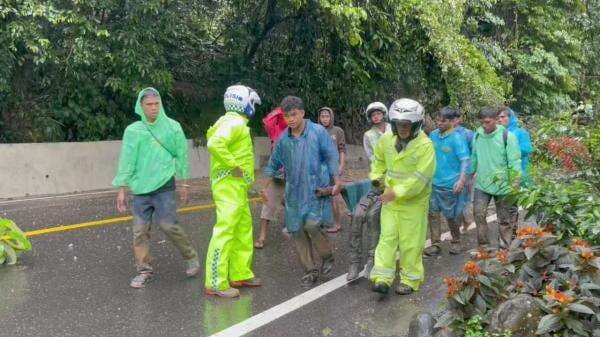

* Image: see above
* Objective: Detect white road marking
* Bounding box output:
[0,190,117,205]
[209,213,499,337]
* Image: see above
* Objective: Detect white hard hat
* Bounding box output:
[224,85,262,118]
[388,98,424,123]
[365,102,388,120]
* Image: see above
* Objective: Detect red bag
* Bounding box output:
[262,107,287,148]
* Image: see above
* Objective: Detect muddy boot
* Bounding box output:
[347,263,361,282]
[185,257,201,277]
[395,282,414,295]
[321,254,334,276]
[424,244,441,257]
[301,270,318,288]
[372,281,389,295]
[449,241,462,255]
[364,256,375,278]
[130,272,153,289]
[230,278,263,288]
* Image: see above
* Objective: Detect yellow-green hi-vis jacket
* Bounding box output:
[206,111,255,185]
[369,130,435,208]
[369,131,435,290]
[204,111,256,291]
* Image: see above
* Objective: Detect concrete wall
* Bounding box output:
[0,138,366,199]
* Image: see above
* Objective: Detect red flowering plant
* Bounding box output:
[435,255,509,332]
[518,114,600,246]
[437,232,600,335]
[532,111,593,174]
[545,137,591,172]
[568,239,600,275]
[438,113,600,334]
[529,238,600,336]
[534,279,598,335]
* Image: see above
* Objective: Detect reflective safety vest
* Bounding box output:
[369,131,435,209]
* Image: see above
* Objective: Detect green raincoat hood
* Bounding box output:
[112,87,190,194]
[134,87,179,155]
[135,87,166,124]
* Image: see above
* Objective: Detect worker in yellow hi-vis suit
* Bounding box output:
[369,98,435,296]
[204,85,262,299]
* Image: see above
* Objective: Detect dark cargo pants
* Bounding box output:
[349,191,382,265]
[473,188,518,248]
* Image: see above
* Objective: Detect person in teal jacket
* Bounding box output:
[498,107,533,186]
[113,87,199,289]
[204,85,263,298]
[424,107,470,257]
[470,107,521,249]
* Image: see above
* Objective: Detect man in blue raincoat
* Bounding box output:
[264,95,341,288]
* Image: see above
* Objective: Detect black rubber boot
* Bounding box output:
[424,244,441,257]
[346,263,361,282]
[372,281,389,295]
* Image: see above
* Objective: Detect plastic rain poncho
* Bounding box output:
[363,123,392,162]
[264,120,339,233]
[469,125,522,196]
[112,88,189,195]
[506,108,533,186]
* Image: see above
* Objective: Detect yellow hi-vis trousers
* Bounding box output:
[369,202,428,290]
[205,176,254,290]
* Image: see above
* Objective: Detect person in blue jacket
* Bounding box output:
[453,110,475,231]
[498,107,533,186]
[264,95,341,288]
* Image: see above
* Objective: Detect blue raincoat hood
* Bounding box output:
[506,108,520,131]
[505,108,533,186]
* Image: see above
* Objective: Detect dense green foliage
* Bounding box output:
[0,0,597,142]
[521,110,600,244]
[438,111,600,335]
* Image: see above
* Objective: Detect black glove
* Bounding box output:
[371,179,384,195]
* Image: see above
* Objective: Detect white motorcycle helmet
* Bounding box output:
[223,85,262,118]
[364,102,388,122]
[388,98,425,139]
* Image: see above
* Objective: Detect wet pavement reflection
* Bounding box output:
[0,189,494,337]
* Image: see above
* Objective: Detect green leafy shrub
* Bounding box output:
[464,316,512,337]
[520,111,600,245]
[519,179,600,245]
[0,218,32,265]
[438,227,599,336]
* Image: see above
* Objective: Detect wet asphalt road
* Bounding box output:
[0,186,497,337]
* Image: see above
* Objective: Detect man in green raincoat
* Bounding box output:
[204,85,262,298]
[113,87,199,289]
[369,98,435,296]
